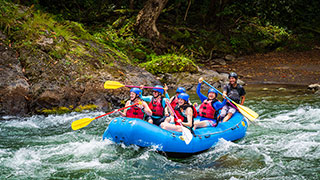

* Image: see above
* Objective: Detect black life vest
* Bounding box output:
[174,104,197,126]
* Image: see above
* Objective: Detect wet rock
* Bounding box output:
[308,83,320,91]
[308,83,320,94]
[212,58,226,65]
[224,55,236,61]
[0,39,30,116]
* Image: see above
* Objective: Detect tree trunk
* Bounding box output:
[135,0,168,41]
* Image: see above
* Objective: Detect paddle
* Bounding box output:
[71,102,141,130]
[104,81,164,90]
[165,101,193,145]
[202,80,259,122]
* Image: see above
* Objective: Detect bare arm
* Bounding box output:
[240,96,245,105]
[142,101,152,116]
[120,101,131,117]
[181,107,193,128]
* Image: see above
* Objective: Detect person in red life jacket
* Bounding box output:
[117,88,152,119]
[140,85,170,126]
[169,87,186,108]
[160,93,195,132]
[193,77,226,129]
[220,72,246,122]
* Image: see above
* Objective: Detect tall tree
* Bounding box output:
[135,0,168,41]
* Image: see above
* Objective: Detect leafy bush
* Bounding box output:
[140,54,198,74]
[230,17,291,53]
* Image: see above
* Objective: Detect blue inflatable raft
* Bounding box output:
[103,112,248,157]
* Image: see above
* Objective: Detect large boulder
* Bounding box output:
[0,33,30,115]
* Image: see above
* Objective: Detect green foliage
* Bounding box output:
[230,17,291,53]
[140,54,198,75]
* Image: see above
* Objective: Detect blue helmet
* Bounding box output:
[130,88,142,98]
[208,88,218,97]
[176,87,186,93]
[178,93,189,102]
[153,85,164,94]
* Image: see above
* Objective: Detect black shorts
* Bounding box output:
[146,116,166,126]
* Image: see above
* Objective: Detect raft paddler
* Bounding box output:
[193,77,226,129]
[169,87,186,108]
[140,84,170,126]
[117,88,152,119]
[160,93,196,132]
[220,72,246,122]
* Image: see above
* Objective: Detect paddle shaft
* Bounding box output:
[166,101,183,126]
[125,85,163,89]
[202,80,258,121]
[94,102,140,120]
[202,80,235,103]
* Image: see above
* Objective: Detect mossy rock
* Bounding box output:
[40,104,98,114]
[140,54,198,75]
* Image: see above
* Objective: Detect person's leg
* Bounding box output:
[146,116,153,124]
[222,113,233,122]
[161,122,182,132]
[153,116,166,126]
[219,105,228,119]
[193,121,207,129]
[222,106,236,122]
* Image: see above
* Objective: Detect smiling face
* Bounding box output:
[130,92,137,101]
[208,92,216,100]
[178,98,186,106]
[229,77,237,85]
[153,91,160,98]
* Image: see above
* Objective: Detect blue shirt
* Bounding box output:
[196,83,226,120]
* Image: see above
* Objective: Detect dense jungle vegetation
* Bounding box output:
[1,0,320,75]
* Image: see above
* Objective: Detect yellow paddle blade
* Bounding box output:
[104,81,125,89]
[235,103,259,122]
[71,118,95,130]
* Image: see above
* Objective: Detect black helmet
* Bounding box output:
[228,72,238,79]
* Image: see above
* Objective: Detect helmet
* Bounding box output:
[228,72,238,79]
[178,93,189,102]
[208,88,218,97]
[130,88,142,97]
[153,85,164,94]
[176,87,186,93]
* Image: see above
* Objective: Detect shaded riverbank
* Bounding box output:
[215,49,320,85]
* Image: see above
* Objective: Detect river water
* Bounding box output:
[0,84,319,180]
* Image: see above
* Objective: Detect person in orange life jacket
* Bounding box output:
[160,93,194,132]
[169,87,186,108]
[193,77,226,129]
[140,84,170,126]
[220,72,246,122]
[117,88,152,119]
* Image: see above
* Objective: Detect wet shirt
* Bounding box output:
[223,84,246,104]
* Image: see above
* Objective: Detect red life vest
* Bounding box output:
[148,97,165,116]
[126,102,144,120]
[199,99,218,119]
[174,104,197,126]
[170,96,179,109]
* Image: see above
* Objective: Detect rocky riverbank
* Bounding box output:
[1,30,236,116]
